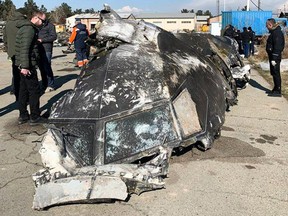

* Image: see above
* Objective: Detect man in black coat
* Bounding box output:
[223,24,235,38]
[37,13,57,92]
[266,18,285,96]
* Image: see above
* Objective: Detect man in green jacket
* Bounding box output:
[15,10,46,125]
[3,10,27,101]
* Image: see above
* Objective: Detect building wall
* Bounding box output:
[136,18,195,31]
[80,18,99,31]
[67,14,208,33]
[209,15,222,24]
[66,15,78,32]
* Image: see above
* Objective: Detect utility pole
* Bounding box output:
[217,0,220,15]
[258,0,261,11]
[247,0,250,11]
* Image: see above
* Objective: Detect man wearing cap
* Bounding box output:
[68,18,89,68]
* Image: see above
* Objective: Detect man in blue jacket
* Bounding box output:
[37,12,57,93]
[68,18,89,68]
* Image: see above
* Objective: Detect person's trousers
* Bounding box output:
[243,43,250,58]
[11,56,20,101]
[250,42,255,55]
[75,47,88,67]
[269,57,281,91]
[19,69,41,120]
[39,52,55,89]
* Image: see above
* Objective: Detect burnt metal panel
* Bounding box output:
[51,122,96,166]
[104,104,178,163]
[173,88,202,137]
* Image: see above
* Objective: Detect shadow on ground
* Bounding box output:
[171,136,265,164]
[0,85,11,96]
[52,54,67,59]
[0,74,77,117]
[249,78,270,92]
[53,74,78,89]
[41,89,71,117]
[0,101,18,117]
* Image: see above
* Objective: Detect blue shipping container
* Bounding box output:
[222,11,272,36]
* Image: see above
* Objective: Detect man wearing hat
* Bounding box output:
[68,18,89,68]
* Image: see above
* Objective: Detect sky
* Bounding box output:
[12,0,288,16]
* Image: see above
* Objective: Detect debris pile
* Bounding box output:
[32,5,251,210]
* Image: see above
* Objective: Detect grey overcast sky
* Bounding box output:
[12,0,288,16]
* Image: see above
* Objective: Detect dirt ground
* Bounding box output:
[252,37,288,99]
[249,57,288,99]
[1,47,288,216]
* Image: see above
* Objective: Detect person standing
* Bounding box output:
[223,24,235,38]
[266,18,285,96]
[241,27,252,58]
[15,11,46,125]
[37,13,57,93]
[248,26,255,56]
[3,10,27,101]
[234,29,243,54]
[68,18,89,68]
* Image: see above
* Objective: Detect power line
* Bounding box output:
[250,0,263,11]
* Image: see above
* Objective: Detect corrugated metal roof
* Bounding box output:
[196,15,210,21]
[135,13,195,19]
[74,13,99,19]
[67,12,133,19]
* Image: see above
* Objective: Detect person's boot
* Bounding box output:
[18,115,30,125]
[29,116,48,126]
[268,88,282,97]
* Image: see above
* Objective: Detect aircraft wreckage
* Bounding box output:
[32,6,249,210]
[175,32,251,89]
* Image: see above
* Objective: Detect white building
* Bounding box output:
[66,12,209,33]
[135,13,196,32]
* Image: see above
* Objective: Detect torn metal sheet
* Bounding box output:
[33,140,169,210]
[175,32,251,90]
[33,5,235,210]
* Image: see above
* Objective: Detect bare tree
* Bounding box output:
[23,0,38,17]
[50,3,73,24]
[0,0,16,20]
[50,6,66,24]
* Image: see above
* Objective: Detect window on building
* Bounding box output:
[181,21,192,24]
[167,21,177,24]
[90,24,96,31]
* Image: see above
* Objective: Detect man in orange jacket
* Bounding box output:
[69,18,89,68]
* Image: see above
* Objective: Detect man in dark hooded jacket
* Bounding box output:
[68,18,89,68]
[15,11,46,125]
[3,10,27,101]
[266,18,285,96]
[223,24,235,38]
